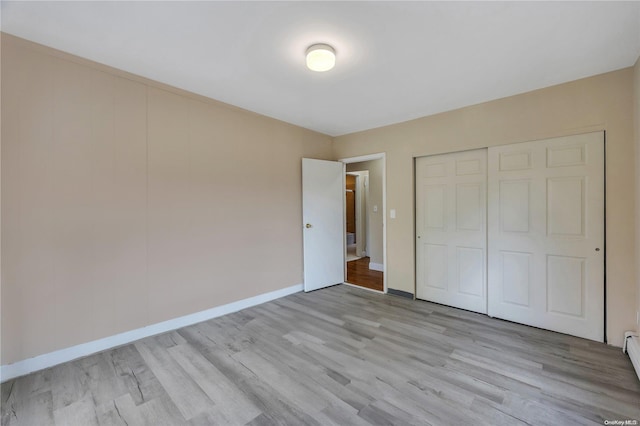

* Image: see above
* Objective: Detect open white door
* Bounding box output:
[302,158,345,292]
[487,132,604,341]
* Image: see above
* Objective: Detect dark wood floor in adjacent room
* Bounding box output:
[346,256,383,291]
[2,285,639,425]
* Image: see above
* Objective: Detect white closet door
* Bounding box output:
[487,132,604,341]
[416,149,487,314]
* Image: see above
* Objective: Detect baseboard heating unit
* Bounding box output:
[623,331,640,381]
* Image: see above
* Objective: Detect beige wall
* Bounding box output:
[347,160,383,266]
[0,34,333,365]
[635,56,640,335]
[334,68,636,347]
[2,32,638,367]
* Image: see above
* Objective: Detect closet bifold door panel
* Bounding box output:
[487,132,605,342]
[416,149,488,314]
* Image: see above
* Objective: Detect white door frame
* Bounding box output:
[339,153,387,294]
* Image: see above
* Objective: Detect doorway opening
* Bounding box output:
[346,171,367,262]
[340,154,386,293]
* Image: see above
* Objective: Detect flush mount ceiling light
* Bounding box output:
[306,44,336,72]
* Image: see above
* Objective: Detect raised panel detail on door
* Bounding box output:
[457,247,483,296]
[500,180,530,233]
[547,144,586,168]
[456,159,482,175]
[488,132,604,341]
[501,251,531,307]
[547,177,585,238]
[424,244,447,290]
[547,255,585,317]
[424,162,447,178]
[416,149,487,314]
[456,183,482,231]
[424,185,446,230]
[499,151,532,171]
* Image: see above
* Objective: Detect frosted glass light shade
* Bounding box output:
[306,44,335,72]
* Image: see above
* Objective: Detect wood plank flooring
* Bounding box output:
[2,285,639,425]
[346,257,384,291]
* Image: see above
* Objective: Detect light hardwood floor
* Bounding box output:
[2,285,639,425]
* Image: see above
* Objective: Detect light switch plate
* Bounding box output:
[390,209,396,219]
[373,205,378,212]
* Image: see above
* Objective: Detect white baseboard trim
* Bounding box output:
[0,283,303,383]
[625,334,640,381]
[369,262,384,272]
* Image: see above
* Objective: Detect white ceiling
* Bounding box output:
[2,1,640,136]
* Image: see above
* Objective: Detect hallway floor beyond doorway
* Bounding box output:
[346,257,383,291]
